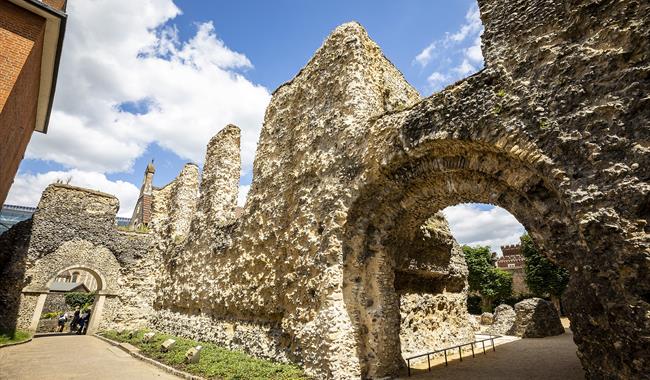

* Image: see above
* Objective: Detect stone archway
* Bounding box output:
[29,265,110,334]
[17,238,122,334]
[343,138,584,378]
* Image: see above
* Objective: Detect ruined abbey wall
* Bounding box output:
[0,184,158,332]
[0,1,646,379]
[147,19,480,379]
[149,126,474,376]
[149,1,649,378]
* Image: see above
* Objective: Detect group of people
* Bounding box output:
[57,308,92,334]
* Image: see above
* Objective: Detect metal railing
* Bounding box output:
[404,335,500,376]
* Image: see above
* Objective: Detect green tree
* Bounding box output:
[463,245,513,312]
[521,234,569,312]
[64,292,95,311]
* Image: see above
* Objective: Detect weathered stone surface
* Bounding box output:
[513,298,565,338]
[152,309,295,363]
[149,21,458,379]
[480,312,494,325]
[2,0,646,378]
[0,184,156,332]
[468,315,481,332]
[489,304,516,336]
[399,291,474,358]
[42,293,68,314]
[146,1,650,377]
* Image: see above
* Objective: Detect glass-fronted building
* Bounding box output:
[0,204,36,235]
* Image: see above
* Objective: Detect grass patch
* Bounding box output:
[0,329,31,346]
[100,329,309,380]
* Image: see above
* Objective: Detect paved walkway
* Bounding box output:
[399,328,585,380]
[0,335,180,380]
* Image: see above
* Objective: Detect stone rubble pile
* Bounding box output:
[513,298,564,338]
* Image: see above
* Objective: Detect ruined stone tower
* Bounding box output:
[129,160,156,229]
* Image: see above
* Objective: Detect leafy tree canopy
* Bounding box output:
[463,245,513,311]
[520,234,569,298]
[64,292,95,310]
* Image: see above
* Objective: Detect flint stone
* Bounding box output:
[514,298,564,338]
[480,312,494,325]
[468,315,481,332]
[489,304,516,335]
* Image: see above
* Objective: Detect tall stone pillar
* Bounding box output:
[169,163,200,238]
[196,125,241,228]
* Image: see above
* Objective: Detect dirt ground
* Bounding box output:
[399,320,584,380]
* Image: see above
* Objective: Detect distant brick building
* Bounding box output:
[496,244,529,295]
[0,0,67,205]
[129,161,156,229]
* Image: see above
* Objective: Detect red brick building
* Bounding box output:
[129,161,155,229]
[0,0,67,205]
[496,243,530,295]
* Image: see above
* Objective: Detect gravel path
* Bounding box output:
[400,328,584,380]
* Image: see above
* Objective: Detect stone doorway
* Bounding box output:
[28,265,109,335]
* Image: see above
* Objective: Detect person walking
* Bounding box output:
[70,308,80,332]
[81,309,92,335]
[76,310,86,335]
[57,312,67,332]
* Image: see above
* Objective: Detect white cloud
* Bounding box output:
[16,0,271,215]
[237,184,250,207]
[449,5,482,42]
[465,36,483,63]
[6,170,140,217]
[453,59,476,76]
[426,71,448,90]
[27,0,270,175]
[414,43,436,67]
[414,3,484,92]
[442,203,526,255]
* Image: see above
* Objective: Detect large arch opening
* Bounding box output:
[32,265,107,335]
[343,140,586,378]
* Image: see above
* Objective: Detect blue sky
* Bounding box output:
[6,0,524,253]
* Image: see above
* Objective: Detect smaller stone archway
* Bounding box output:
[28,265,114,335]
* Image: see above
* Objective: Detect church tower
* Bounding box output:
[128,160,155,229]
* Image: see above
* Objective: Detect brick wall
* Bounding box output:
[142,194,152,225]
[0,1,46,205]
[41,0,66,11]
